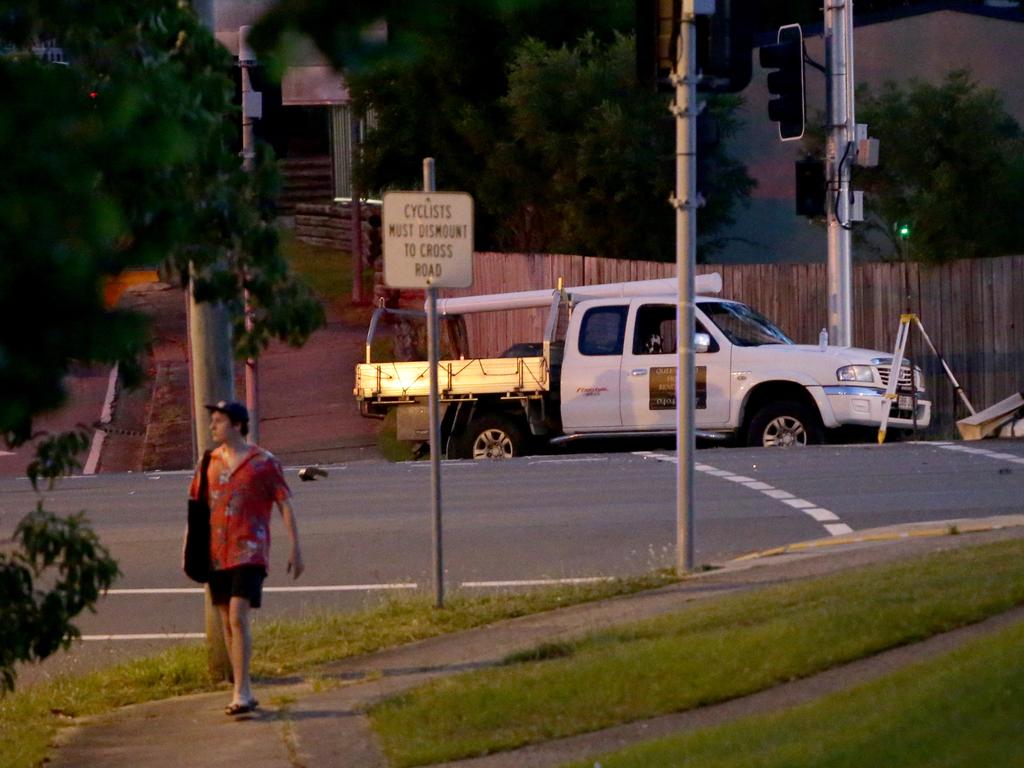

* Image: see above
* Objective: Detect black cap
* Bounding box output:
[205,400,249,424]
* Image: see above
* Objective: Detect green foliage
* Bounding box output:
[25,429,91,491]
[0,507,119,693]
[804,70,1024,262]
[482,33,752,260]
[853,70,1024,262]
[0,0,325,444]
[0,0,323,692]
[254,0,752,261]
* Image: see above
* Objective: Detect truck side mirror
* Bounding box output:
[695,332,712,354]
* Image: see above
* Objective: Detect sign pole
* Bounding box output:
[380,176,472,611]
[423,157,445,609]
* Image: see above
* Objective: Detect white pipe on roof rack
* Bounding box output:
[433,273,722,315]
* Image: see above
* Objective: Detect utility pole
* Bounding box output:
[825,0,856,347]
[351,117,366,304]
[239,25,261,443]
[672,0,709,575]
[192,0,234,682]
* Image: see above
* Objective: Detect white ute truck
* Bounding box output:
[354,274,931,458]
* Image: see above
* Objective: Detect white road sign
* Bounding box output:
[382,191,474,288]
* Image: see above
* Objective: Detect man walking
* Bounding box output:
[189,400,304,715]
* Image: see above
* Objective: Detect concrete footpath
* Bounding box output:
[100,280,380,473]
[47,521,1024,768]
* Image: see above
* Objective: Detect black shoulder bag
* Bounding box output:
[183,450,213,583]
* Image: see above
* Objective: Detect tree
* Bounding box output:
[0,0,324,691]
[480,33,753,259]
[804,70,1021,263]
[853,70,1024,262]
[252,0,753,261]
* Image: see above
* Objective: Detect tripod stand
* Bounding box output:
[876,224,975,443]
[875,311,975,444]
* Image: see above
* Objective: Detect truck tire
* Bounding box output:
[746,401,823,448]
[454,415,526,460]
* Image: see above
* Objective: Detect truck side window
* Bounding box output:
[633,304,718,355]
[579,306,628,356]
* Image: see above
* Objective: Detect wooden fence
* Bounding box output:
[428,252,1024,433]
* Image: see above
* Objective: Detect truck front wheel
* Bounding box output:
[454,415,526,460]
[746,402,823,448]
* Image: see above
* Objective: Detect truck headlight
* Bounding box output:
[914,366,925,392]
[837,365,874,383]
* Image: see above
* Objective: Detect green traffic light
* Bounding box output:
[898,224,910,239]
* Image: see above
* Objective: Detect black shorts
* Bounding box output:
[208,565,267,609]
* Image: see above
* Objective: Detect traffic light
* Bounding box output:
[696,0,754,94]
[795,157,824,217]
[636,0,754,93]
[636,0,679,90]
[759,24,805,141]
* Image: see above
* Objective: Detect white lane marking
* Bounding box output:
[825,523,855,536]
[528,457,608,465]
[936,443,1024,464]
[805,507,840,522]
[461,577,615,588]
[264,584,417,593]
[105,583,418,596]
[632,451,853,537]
[82,633,204,641]
[782,498,816,509]
[83,363,119,476]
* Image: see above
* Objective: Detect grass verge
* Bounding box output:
[574,619,1024,767]
[369,538,1024,767]
[0,573,675,768]
[279,231,371,324]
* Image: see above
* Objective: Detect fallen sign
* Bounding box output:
[957,391,1024,440]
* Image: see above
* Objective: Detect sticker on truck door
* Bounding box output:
[649,366,706,410]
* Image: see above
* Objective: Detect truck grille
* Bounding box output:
[876,365,914,389]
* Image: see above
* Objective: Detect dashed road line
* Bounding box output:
[936,443,1024,464]
[635,451,854,537]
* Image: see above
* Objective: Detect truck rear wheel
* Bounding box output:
[454,415,526,460]
[747,401,823,447]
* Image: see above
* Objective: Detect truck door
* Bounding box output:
[559,303,628,432]
[619,301,731,429]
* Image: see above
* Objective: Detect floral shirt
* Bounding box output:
[189,445,291,572]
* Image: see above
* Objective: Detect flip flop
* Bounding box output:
[224,699,258,716]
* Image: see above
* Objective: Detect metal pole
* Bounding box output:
[240,26,259,443]
[424,157,444,608]
[825,0,855,347]
[351,117,366,304]
[190,1,234,683]
[674,2,698,575]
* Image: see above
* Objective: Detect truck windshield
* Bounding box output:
[700,301,794,347]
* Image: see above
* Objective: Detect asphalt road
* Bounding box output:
[5,438,1024,685]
